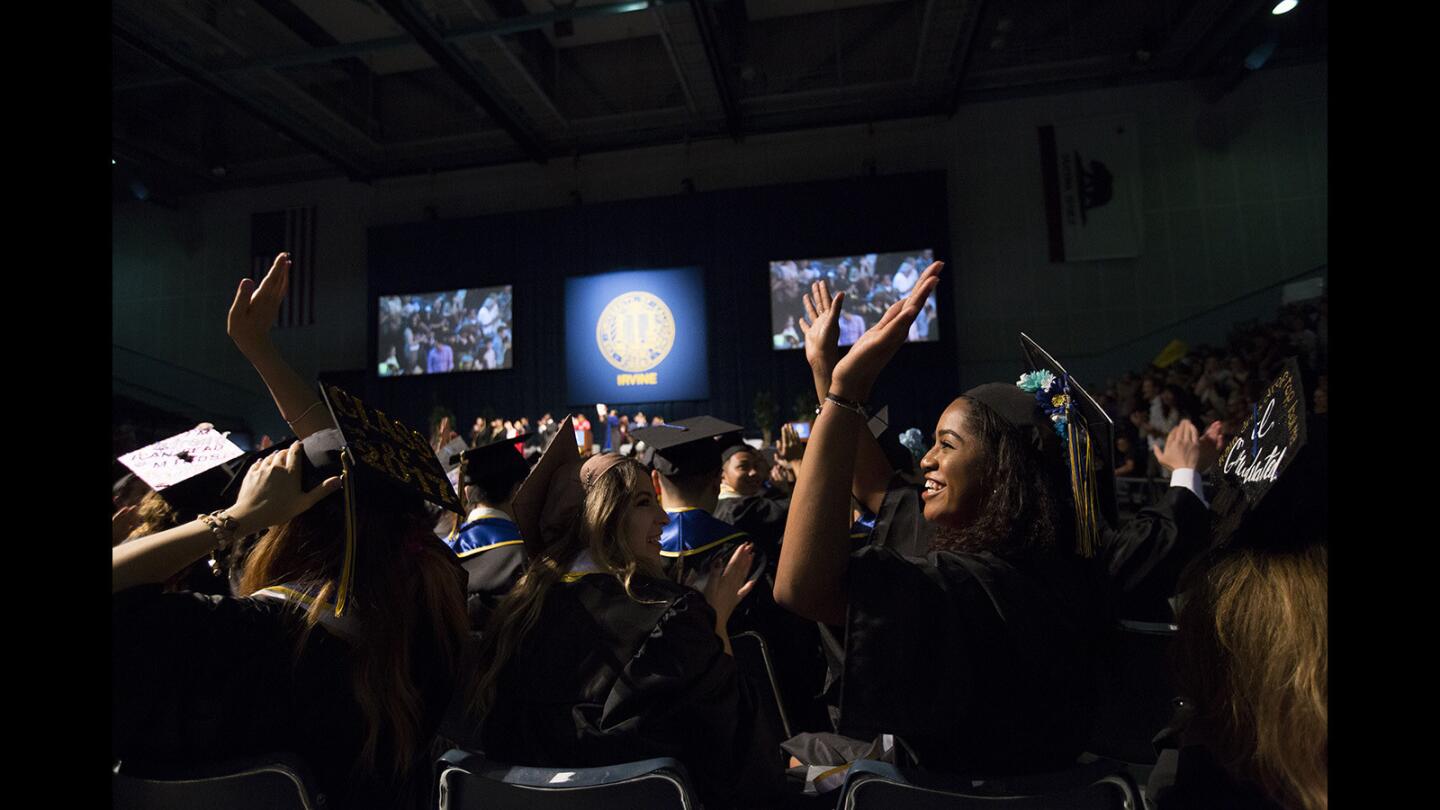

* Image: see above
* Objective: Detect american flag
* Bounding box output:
[251,206,317,327]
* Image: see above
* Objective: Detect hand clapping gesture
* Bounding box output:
[829,262,943,402]
[702,542,757,628]
[1153,419,1225,474]
[799,279,845,378]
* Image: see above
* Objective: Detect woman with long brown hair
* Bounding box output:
[456,427,786,809]
[112,253,470,810]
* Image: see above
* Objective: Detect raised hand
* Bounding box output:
[228,252,290,358]
[1154,419,1224,473]
[702,542,757,625]
[829,261,942,402]
[799,279,845,377]
[228,442,342,536]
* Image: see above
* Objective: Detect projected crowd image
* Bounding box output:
[770,249,938,350]
[377,285,513,376]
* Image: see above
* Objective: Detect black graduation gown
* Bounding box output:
[477,573,786,809]
[1149,744,1288,810]
[1097,486,1210,622]
[112,585,453,810]
[454,544,528,630]
[870,476,1210,623]
[828,545,1099,775]
[713,492,790,567]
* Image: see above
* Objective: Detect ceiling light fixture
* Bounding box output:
[1272,0,1298,15]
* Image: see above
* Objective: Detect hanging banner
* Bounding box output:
[1038,115,1142,262]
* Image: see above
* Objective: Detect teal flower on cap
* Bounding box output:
[1017,370,1057,393]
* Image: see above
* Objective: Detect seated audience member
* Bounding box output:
[1151,374,1326,810]
[778,264,1107,773]
[1113,427,1146,477]
[457,421,785,809]
[448,434,533,628]
[714,441,791,559]
[112,253,470,810]
[631,416,759,593]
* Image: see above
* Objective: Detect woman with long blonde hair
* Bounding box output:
[1159,544,1327,810]
[458,428,785,810]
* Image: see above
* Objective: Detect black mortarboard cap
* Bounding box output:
[460,433,533,498]
[1209,357,1321,552]
[1020,332,1118,530]
[962,333,1116,556]
[117,426,248,517]
[631,416,743,477]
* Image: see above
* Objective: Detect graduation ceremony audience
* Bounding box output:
[454,429,785,809]
[113,251,1326,809]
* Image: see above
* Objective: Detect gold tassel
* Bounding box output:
[1063,381,1099,559]
[335,451,358,616]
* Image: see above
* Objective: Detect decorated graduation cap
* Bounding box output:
[962,333,1116,557]
[117,425,249,517]
[510,417,583,555]
[1209,357,1323,552]
[310,383,463,615]
[631,416,744,477]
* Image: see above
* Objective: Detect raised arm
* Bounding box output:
[798,280,896,514]
[777,263,942,625]
[227,253,333,439]
[112,443,341,594]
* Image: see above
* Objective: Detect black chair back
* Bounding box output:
[1088,620,1180,765]
[838,758,1140,810]
[436,749,697,810]
[113,752,319,810]
[730,629,794,738]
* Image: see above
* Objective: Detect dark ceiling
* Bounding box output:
[112,0,1327,204]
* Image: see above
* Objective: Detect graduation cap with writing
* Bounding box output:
[962,333,1116,557]
[309,384,463,614]
[117,426,249,517]
[631,416,744,477]
[1208,357,1323,553]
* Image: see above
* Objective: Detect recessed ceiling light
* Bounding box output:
[1272,0,1298,15]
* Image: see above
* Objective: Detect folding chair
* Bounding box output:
[835,758,1141,810]
[731,629,794,738]
[436,749,698,810]
[113,751,320,810]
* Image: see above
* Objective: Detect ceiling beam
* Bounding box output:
[112,23,375,181]
[374,0,548,163]
[687,0,741,139]
[944,0,986,116]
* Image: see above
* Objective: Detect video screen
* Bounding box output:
[770,250,938,350]
[377,285,513,376]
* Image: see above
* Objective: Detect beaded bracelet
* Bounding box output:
[197,510,240,550]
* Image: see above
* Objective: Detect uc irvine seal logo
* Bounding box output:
[596,291,676,372]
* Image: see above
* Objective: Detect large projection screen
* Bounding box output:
[769,249,937,350]
[377,285,513,376]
